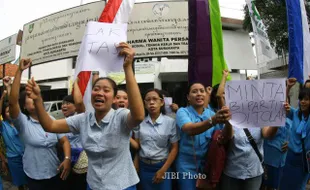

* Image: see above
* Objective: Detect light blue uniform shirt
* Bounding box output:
[175,106,222,173]
[287,107,310,153]
[12,112,65,180]
[136,114,179,160]
[66,108,139,190]
[224,127,264,180]
[264,119,292,168]
[0,121,24,158]
[64,133,82,149]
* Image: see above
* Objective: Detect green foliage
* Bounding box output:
[243,0,310,56]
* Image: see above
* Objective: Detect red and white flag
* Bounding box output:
[74,0,135,112]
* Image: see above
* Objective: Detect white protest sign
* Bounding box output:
[225,79,286,128]
[75,22,127,83]
[164,97,173,115]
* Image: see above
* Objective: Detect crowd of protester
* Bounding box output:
[0,44,308,190]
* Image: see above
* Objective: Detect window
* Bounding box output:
[57,102,62,110]
[50,104,57,112]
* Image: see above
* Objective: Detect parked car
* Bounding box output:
[44,101,65,119]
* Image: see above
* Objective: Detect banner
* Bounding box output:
[127,1,188,58]
[225,79,286,128]
[0,34,17,65]
[246,0,277,68]
[21,1,105,65]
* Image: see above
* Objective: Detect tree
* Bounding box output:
[243,0,310,57]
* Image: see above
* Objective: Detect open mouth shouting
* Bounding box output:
[94,98,105,106]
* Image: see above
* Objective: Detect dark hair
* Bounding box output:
[19,90,30,118]
[1,101,9,121]
[210,84,220,111]
[117,88,127,95]
[187,82,206,95]
[298,88,310,120]
[62,95,75,104]
[304,80,310,88]
[92,77,118,97]
[159,90,170,97]
[143,88,166,115]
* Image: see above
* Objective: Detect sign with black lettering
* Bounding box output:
[225,79,286,128]
[21,1,106,65]
[127,1,188,58]
[75,22,127,84]
[0,34,17,65]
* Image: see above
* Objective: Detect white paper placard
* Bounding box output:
[225,79,286,128]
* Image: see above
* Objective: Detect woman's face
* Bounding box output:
[61,102,76,117]
[305,82,310,89]
[144,91,164,115]
[300,96,310,113]
[91,79,115,112]
[187,83,206,107]
[4,107,10,120]
[24,96,36,114]
[114,90,129,109]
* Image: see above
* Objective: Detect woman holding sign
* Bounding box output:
[280,88,310,190]
[175,82,233,190]
[217,72,279,190]
[25,43,145,190]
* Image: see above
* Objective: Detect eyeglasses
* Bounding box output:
[144,97,162,103]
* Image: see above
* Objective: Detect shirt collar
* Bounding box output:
[188,105,205,117]
[145,113,164,125]
[29,116,40,123]
[90,108,115,127]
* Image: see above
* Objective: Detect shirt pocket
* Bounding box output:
[102,133,121,149]
[155,134,169,148]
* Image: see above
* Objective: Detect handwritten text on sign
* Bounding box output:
[225,79,286,128]
[75,22,127,82]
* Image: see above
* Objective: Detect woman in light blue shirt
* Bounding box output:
[262,119,291,190]
[135,88,179,190]
[0,103,26,188]
[175,82,232,190]
[0,84,27,190]
[25,43,145,190]
[60,94,87,190]
[9,59,71,190]
[280,88,310,190]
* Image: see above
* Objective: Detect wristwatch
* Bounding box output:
[65,156,71,160]
[207,117,213,126]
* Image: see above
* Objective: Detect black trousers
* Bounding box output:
[62,172,87,190]
[27,174,62,190]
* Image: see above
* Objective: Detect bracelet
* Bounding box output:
[64,156,71,160]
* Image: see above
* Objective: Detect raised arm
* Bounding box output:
[217,70,229,108]
[26,78,70,133]
[286,78,296,103]
[119,43,144,129]
[9,59,31,119]
[73,79,85,113]
[180,107,231,136]
[0,90,7,117]
[3,76,12,96]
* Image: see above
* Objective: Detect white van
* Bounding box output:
[44,101,65,119]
